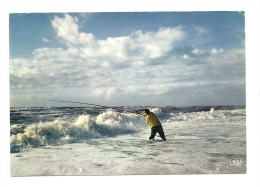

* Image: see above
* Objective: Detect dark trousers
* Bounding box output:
[149,125,166,141]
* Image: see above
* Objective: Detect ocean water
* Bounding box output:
[10,106,246,175]
[10,106,245,153]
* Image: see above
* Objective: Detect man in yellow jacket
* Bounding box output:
[137,109,166,141]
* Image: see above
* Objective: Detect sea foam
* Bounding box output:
[10,110,145,152]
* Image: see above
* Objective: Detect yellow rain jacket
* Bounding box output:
[146,112,161,128]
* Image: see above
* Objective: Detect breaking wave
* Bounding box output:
[10,110,145,153]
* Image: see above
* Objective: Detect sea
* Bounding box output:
[10,105,245,152]
[10,105,247,175]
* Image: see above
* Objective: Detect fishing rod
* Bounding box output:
[51,99,116,108]
[50,100,145,116]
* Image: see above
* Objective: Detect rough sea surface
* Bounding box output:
[10,106,246,176]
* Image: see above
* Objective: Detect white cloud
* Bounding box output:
[42,37,51,43]
[132,61,145,66]
[195,26,207,35]
[192,48,199,54]
[52,14,186,62]
[9,14,245,107]
[10,46,244,92]
[145,84,177,95]
[182,54,189,59]
[92,87,123,101]
[132,27,186,59]
[210,48,224,54]
[51,14,94,45]
[97,36,130,62]
[211,48,218,54]
[79,13,92,20]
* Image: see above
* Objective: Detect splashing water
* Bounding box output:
[10,110,145,152]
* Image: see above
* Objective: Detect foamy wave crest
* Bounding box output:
[10,110,145,152]
[96,110,144,135]
[149,107,172,120]
[10,116,100,153]
[150,108,163,114]
[169,109,246,122]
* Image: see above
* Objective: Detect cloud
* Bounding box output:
[52,14,186,61]
[195,26,208,35]
[51,14,95,45]
[182,54,189,59]
[79,13,92,20]
[131,27,186,59]
[42,37,51,43]
[210,48,224,54]
[9,13,245,106]
[92,87,123,101]
[192,48,199,54]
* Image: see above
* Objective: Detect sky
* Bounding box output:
[9,11,246,107]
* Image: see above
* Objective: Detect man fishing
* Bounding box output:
[136,109,166,141]
[50,100,167,141]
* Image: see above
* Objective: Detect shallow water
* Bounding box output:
[10,106,246,175]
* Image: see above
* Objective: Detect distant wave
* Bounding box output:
[149,107,245,122]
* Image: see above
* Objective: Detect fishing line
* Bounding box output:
[51,99,114,108]
[50,100,145,116]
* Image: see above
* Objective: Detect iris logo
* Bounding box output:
[229,160,242,166]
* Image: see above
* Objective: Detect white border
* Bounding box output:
[1,1,259,187]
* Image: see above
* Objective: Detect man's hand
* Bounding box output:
[135,111,145,115]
